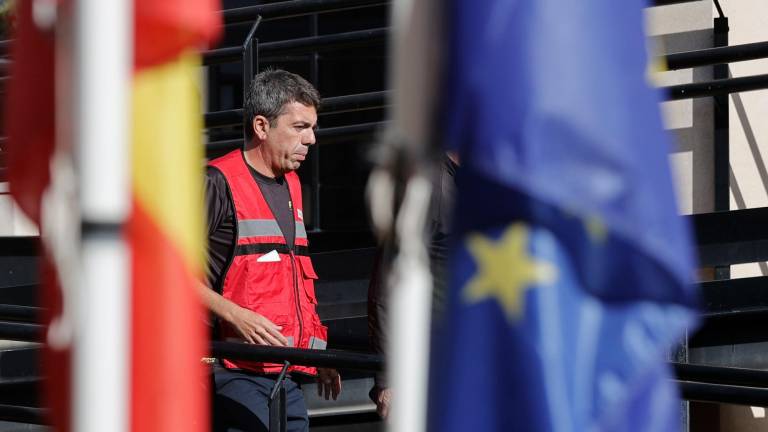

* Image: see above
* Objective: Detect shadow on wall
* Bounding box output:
[729,75,768,275]
[659,29,715,215]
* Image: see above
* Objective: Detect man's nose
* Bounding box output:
[304,128,316,146]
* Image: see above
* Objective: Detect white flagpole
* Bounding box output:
[387,176,434,432]
[71,0,131,431]
[379,0,443,431]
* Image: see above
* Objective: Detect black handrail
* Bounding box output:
[205,92,388,128]
[665,73,768,100]
[0,404,47,425]
[0,305,39,322]
[316,121,385,140]
[211,341,384,371]
[205,109,243,128]
[4,381,768,426]
[0,0,390,61]
[674,362,768,388]
[652,0,701,5]
[223,0,388,25]
[9,321,768,408]
[5,318,768,389]
[665,41,768,70]
[320,91,388,114]
[0,321,42,342]
[203,46,241,66]
[259,28,386,56]
[207,121,385,153]
[679,381,768,406]
[694,206,768,266]
[0,322,383,371]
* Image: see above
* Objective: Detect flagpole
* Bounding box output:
[380,0,443,431]
[72,0,131,431]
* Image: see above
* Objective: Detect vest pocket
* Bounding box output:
[297,256,319,304]
[244,258,292,304]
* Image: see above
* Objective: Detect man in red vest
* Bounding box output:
[201,69,341,431]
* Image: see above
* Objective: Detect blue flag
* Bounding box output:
[428,1,698,431]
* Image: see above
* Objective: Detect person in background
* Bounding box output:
[367,152,458,418]
[200,69,341,432]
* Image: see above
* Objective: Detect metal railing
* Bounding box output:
[211,341,383,371]
[6,321,768,426]
[665,73,768,100]
[4,305,768,400]
[222,0,388,25]
[665,41,768,70]
[205,91,389,128]
[259,27,386,56]
[207,121,387,154]
[0,404,46,426]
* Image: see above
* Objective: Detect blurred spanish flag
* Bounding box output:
[129,1,220,431]
[5,0,63,428]
[5,0,220,430]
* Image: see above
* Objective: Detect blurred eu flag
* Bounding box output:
[427,0,698,431]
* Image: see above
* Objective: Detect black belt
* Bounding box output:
[235,243,309,257]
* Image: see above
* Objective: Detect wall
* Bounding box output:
[649,1,768,430]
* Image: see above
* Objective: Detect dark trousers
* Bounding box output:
[212,366,309,432]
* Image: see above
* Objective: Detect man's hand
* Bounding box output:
[316,368,342,400]
[374,387,391,419]
[227,305,288,346]
[197,282,288,346]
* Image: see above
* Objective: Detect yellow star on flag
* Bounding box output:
[463,223,558,321]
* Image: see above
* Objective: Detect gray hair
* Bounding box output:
[244,69,321,140]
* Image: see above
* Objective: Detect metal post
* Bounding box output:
[241,18,262,145]
[713,16,729,280]
[268,361,291,432]
[73,0,131,430]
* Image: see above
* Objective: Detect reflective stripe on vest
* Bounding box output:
[238,219,308,240]
[308,336,327,350]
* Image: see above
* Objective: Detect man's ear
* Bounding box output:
[251,115,270,140]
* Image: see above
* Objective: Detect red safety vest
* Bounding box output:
[209,149,327,375]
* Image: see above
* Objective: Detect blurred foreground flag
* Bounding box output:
[128,0,219,431]
[428,1,698,431]
[5,1,68,428]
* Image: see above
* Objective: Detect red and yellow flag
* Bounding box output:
[6,1,220,429]
[5,0,56,223]
[5,2,70,429]
[128,1,220,431]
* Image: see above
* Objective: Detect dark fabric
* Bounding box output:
[249,164,296,251]
[205,166,236,292]
[212,366,309,432]
[205,153,297,292]
[367,155,458,392]
[367,245,393,391]
[427,155,458,316]
[235,243,310,257]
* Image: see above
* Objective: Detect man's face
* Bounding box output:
[260,101,317,176]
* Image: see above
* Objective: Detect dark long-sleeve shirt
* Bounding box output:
[367,155,458,390]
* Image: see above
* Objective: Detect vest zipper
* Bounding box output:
[290,250,304,350]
